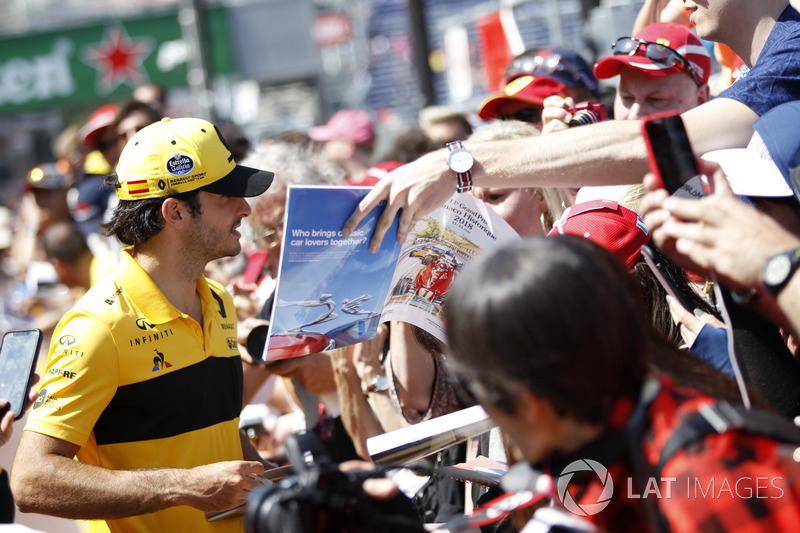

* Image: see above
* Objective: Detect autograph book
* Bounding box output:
[261,186,519,362]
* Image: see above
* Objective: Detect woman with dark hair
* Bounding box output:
[447,237,648,429]
[444,236,800,533]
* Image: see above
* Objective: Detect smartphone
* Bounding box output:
[640,245,695,312]
[642,114,706,199]
[0,329,43,420]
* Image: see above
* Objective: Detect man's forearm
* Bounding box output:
[469,119,649,189]
[12,431,263,519]
[13,452,190,519]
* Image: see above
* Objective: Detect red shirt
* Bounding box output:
[548,376,800,533]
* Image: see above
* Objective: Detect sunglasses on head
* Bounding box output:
[499,107,543,124]
[508,53,595,92]
[611,37,702,87]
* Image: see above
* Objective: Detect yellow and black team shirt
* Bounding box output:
[25,248,246,533]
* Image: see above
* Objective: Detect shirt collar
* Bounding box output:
[116,247,214,324]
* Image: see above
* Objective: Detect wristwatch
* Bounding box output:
[762,247,800,295]
[365,374,389,394]
[446,140,474,193]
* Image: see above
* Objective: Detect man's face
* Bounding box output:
[117,110,157,150]
[94,127,121,168]
[185,192,251,261]
[614,65,708,120]
[493,100,544,130]
[683,0,737,43]
[251,187,287,278]
[425,120,471,147]
[321,139,354,163]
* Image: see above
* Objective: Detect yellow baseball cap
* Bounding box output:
[115,117,274,201]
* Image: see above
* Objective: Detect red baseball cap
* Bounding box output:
[309,109,375,146]
[80,104,119,148]
[548,200,650,269]
[348,160,404,186]
[594,23,711,85]
[477,75,567,120]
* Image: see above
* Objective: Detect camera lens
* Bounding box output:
[246,324,269,362]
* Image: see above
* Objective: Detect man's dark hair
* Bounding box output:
[444,236,648,425]
[100,173,202,245]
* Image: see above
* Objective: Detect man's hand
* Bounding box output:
[0,373,40,447]
[265,352,336,395]
[541,95,575,135]
[181,460,266,512]
[339,460,398,500]
[12,430,268,519]
[667,295,725,347]
[641,162,800,293]
[342,148,456,252]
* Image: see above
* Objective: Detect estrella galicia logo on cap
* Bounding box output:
[166,153,194,176]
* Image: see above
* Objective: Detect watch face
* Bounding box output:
[369,374,389,393]
[448,149,474,173]
[765,254,792,286]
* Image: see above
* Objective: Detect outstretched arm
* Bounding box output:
[11,431,265,519]
[344,97,757,251]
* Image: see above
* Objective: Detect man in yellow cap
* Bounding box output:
[12,118,275,533]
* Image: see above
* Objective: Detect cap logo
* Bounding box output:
[505,75,534,96]
[166,153,194,176]
[655,38,671,47]
[689,61,705,80]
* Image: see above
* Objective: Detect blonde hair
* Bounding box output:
[467,120,572,230]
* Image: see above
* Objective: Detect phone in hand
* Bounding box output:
[641,244,695,312]
[0,329,42,420]
[642,113,707,199]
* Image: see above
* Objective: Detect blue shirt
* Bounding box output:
[720,6,800,116]
[689,324,734,376]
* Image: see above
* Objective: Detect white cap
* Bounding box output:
[701,132,793,198]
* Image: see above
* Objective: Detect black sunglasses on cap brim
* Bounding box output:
[611,37,702,87]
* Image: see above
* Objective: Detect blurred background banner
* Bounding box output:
[0,6,235,116]
[0,0,650,203]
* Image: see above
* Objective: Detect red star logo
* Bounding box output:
[84,26,153,93]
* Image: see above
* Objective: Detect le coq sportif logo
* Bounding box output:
[557,459,614,516]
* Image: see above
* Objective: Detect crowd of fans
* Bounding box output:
[2,0,800,531]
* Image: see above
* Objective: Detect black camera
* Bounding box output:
[245,433,425,533]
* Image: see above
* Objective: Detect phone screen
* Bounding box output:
[642,114,705,199]
[0,329,42,420]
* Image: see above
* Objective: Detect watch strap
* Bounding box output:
[764,247,800,295]
[446,140,474,193]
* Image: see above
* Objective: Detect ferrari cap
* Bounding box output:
[549,199,650,269]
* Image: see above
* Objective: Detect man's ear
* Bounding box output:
[697,82,711,105]
[161,197,185,229]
